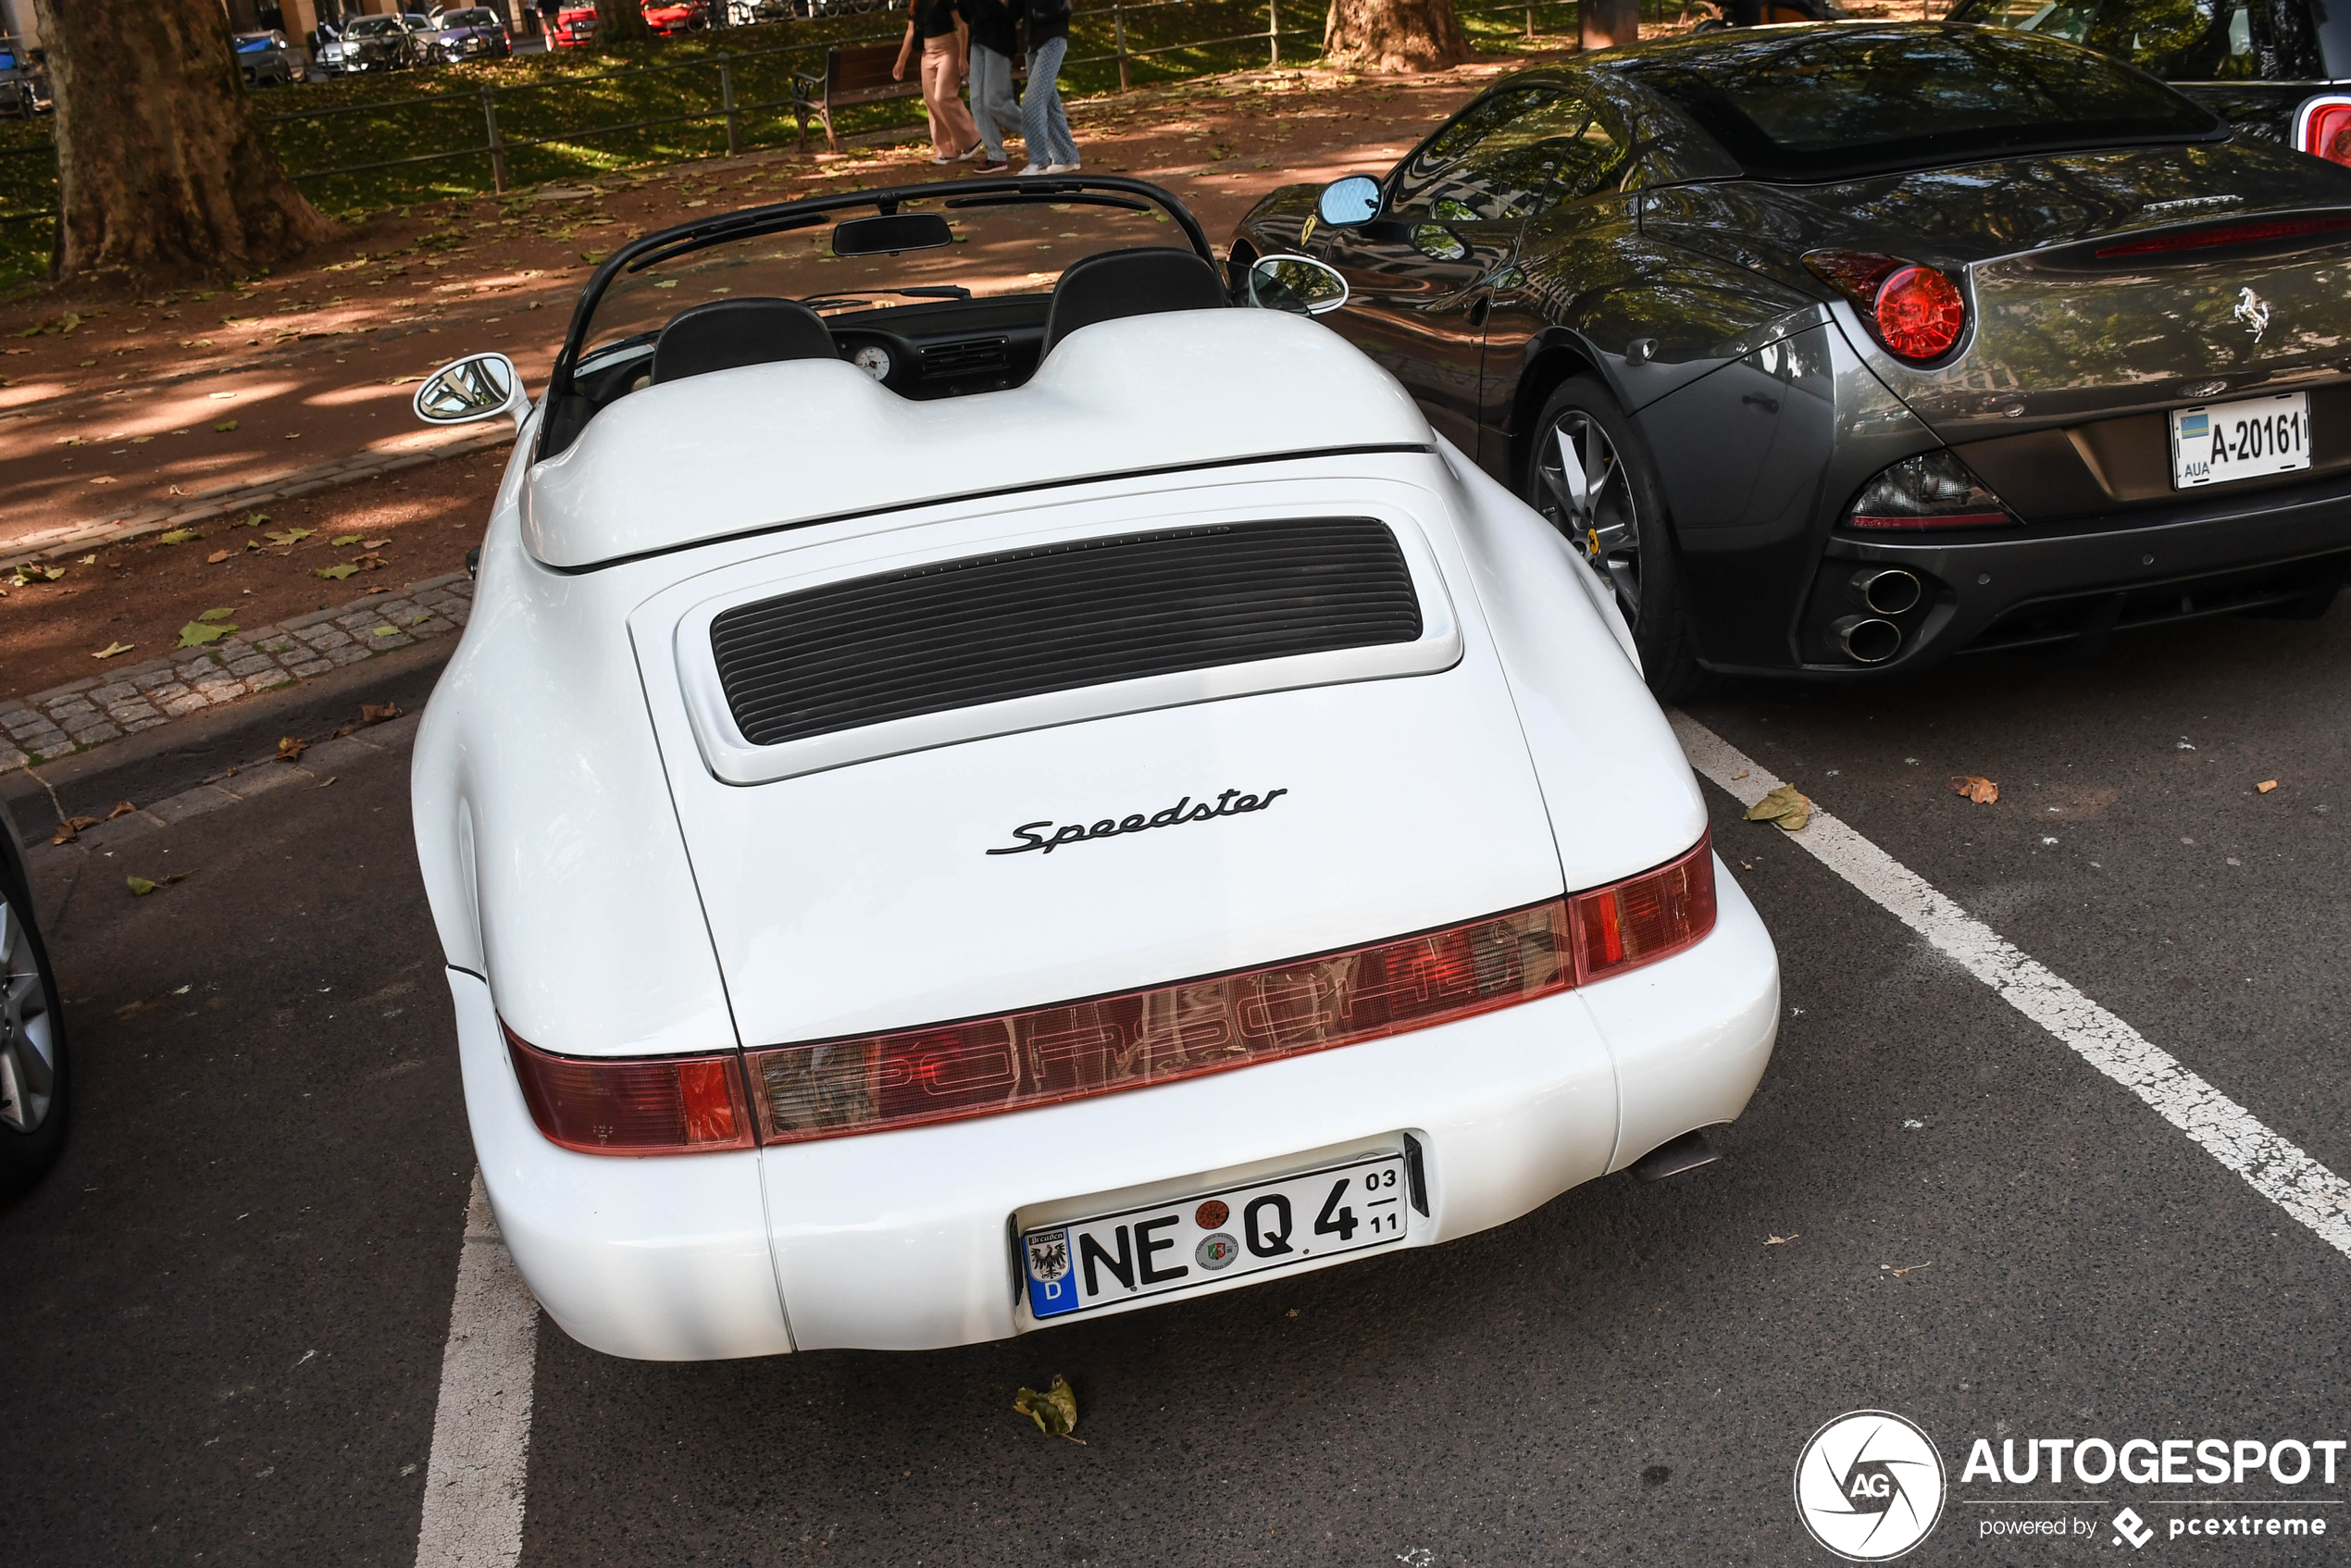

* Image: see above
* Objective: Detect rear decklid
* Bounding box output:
[628,465,1574,1051]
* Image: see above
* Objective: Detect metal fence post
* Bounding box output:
[480,84,507,194]
[1268,0,1278,64]
[718,52,740,157]
[1113,0,1130,91]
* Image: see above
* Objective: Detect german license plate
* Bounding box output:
[2171,392,2311,489]
[1021,1152,1409,1321]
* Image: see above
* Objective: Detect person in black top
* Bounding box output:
[1015,0,1078,173]
[963,0,1022,173]
[894,0,982,163]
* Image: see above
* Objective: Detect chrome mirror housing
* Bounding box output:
[413,353,527,432]
[1245,254,1350,317]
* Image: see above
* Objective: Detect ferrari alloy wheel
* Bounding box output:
[1525,377,1705,699]
[1536,407,1644,622]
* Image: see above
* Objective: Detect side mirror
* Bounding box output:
[1245,255,1350,317]
[1315,175,1383,229]
[413,353,527,432]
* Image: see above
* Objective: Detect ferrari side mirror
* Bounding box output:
[1244,255,1350,317]
[414,352,528,433]
[1315,174,1383,228]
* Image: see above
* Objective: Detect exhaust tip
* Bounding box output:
[1835,615,1903,665]
[1631,1129,1719,1184]
[1853,566,1922,616]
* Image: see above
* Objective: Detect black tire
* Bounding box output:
[0,871,68,1194]
[1524,376,1706,700]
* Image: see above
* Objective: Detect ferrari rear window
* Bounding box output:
[1611,25,2224,180]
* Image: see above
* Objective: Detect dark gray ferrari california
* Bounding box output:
[1229,23,2351,692]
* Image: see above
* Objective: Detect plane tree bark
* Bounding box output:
[29,0,335,287]
[1324,0,1469,71]
[593,0,653,44]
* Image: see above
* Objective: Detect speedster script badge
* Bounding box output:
[989,788,1289,856]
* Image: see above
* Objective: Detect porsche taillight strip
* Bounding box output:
[504,838,1718,1155]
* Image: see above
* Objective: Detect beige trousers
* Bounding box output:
[920,38,979,159]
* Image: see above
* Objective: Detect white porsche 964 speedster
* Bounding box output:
[407,176,1779,1360]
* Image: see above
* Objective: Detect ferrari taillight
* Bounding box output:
[505,1027,754,1154]
[1804,249,1967,363]
[2296,95,2351,167]
[745,840,1716,1146]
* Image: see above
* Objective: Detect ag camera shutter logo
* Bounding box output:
[1794,1410,1947,1561]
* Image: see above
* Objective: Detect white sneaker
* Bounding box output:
[1017,163,1048,175]
[1045,162,1080,174]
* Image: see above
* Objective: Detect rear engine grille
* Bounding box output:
[920,337,1008,377]
[711,518,1423,747]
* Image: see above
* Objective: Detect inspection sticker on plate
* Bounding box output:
[1021,1152,1409,1321]
[2171,392,2311,488]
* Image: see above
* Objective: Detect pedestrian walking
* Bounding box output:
[893,0,982,166]
[963,0,1023,174]
[1016,0,1079,174]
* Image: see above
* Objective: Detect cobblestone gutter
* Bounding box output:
[1,572,475,771]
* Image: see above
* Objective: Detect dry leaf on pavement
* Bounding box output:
[206,550,231,564]
[50,815,98,845]
[2258,779,2279,793]
[177,620,232,648]
[1765,1234,1799,1246]
[361,702,402,725]
[1947,775,1999,804]
[1014,1375,1084,1443]
[93,641,134,660]
[1744,784,1811,833]
[276,735,308,763]
[106,801,136,819]
[127,875,158,895]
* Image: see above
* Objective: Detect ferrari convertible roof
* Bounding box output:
[520,310,1435,571]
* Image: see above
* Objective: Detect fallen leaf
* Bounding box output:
[213,420,238,432]
[1947,775,1999,804]
[2258,779,2279,793]
[1013,1375,1084,1443]
[331,533,364,546]
[198,606,235,622]
[157,528,204,545]
[361,702,402,724]
[235,512,268,529]
[50,815,99,845]
[93,641,134,660]
[363,539,390,549]
[206,549,231,564]
[330,724,355,739]
[315,563,359,580]
[176,620,233,648]
[276,735,308,763]
[1744,784,1811,833]
[106,800,137,819]
[1882,1262,1933,1278]
[372,625,398,637]
[127,875,159,895]
[1765,1234,1799,1246]
[264,527,311,544]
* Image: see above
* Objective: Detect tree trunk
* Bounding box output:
[30,0,334,288]
[594,0,653,44]
[1323,0,1467,72]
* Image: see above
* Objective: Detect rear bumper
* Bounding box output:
[454,862,1778,1359]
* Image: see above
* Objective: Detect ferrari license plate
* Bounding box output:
[1020,1152,1409,1321]
[2171,392,2311,489]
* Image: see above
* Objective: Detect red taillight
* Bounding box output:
[2095,213,2351,257]
[2296,96,2351,167]
[743,838,1716,1146]
[1804,250,1967,363]
[504,1027,754,1155]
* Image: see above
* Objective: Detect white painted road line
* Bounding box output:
[1672,711,2351,1262]
[416,1170,540,1568]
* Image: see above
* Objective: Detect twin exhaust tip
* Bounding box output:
[1835,567,1922,664]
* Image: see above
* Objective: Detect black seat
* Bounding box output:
[650,297,836,385]
[1042,248,1226,356]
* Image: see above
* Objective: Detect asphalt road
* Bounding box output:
[2,600,2346,1566]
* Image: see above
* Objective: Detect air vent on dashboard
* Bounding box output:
[710,518,1423,748]
[920,337,1009,376]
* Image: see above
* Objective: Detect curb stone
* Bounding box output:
[2,572,472,775]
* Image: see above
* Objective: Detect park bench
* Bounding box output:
[792,40,1021,154]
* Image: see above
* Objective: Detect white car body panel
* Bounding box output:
[413,307,1777,1357]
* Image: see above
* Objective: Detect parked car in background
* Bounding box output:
[1232,23,2351,691]
[1950,0,2351,166]
[551,2,598,45]
[233,29,299,86]
[438,6,515,60]
[727,0,795,19]
[401,11,445,62]
[330,14,425,70]
[0,43,50,116]
[643,0,708,33]
[0,795,69,1196]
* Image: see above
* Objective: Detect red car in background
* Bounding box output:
[551,2,597,44]
[550,0,704,43]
